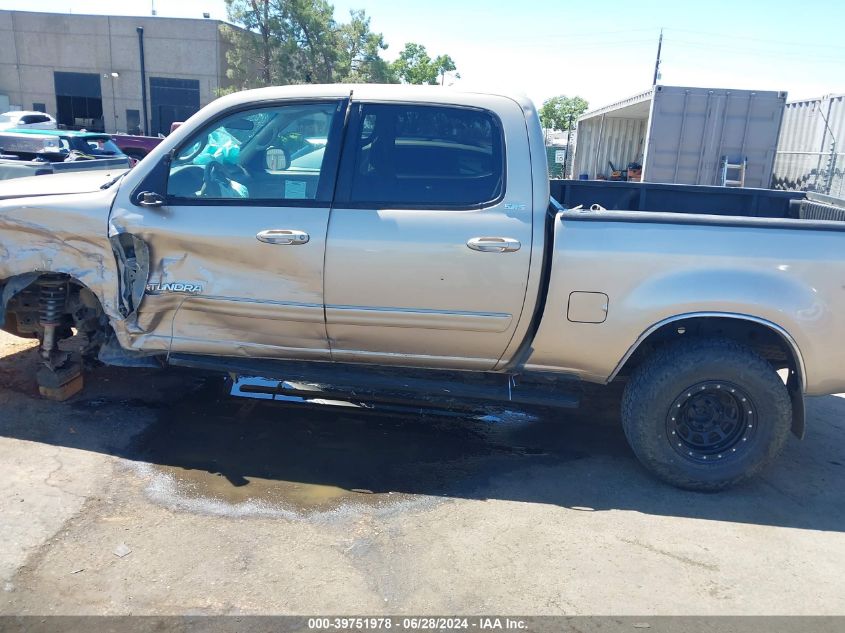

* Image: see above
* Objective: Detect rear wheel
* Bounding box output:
[621,337,792,491]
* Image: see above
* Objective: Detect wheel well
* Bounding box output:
[617,316,802,382]
[614,315,806,438]
[1,273,108,345]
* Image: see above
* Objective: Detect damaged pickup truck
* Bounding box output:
[2,84,844,490]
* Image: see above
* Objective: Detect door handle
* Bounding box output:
[256,229,310,245]
[466,236,521,253]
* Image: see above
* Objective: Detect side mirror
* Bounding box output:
[265,147,290,171]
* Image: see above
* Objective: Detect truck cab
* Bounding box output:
[111,85,548,371]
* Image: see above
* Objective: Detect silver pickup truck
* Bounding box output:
[1,85,844,490]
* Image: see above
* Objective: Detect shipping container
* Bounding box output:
[773,94,844,198]
[572,85,787,188]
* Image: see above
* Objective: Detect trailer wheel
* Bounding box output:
[621,337,792,491]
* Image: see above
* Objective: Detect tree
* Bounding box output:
[277,0,339,84]
[539,95,589,132]
[222,0,396,91]
[221,0,280,92]
[335,10,396,83]
[392,43,459,85]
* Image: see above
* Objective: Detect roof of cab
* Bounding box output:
[209,83,536,114]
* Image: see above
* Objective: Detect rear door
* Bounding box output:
[324,97,534,370]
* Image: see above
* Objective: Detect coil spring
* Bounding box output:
[38,278,68,327]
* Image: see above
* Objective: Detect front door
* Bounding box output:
[324,99,534,370]
[111,99,346,359]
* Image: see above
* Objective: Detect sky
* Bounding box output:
[4,0,844,111]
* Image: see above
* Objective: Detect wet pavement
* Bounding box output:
[1,331,844,615]
[87,374,607,515]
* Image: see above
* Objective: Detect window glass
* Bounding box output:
[20,115,50,125]
[349,104,504,207]
[167,102,338,202]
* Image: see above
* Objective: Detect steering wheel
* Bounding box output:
[177,137,206,162]
[199,160,230,198]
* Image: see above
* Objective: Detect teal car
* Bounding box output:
[0,128,127,163]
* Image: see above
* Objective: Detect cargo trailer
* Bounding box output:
[572,85,787,188]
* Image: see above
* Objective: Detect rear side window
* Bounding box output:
[348,104,504,207]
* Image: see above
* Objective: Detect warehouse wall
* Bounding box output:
[0,10,226,134]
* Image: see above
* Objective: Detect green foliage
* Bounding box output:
[392,43,458,85]
[336,10,397,83]
[539,95,589,132]
[222,0,398,89]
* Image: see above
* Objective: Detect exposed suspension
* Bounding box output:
[37,274,69,366]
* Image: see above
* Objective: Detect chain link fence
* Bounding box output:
[772,149,844,199]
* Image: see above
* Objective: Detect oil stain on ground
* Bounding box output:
[126,377,623,517]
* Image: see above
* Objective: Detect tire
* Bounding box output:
[621,337,792,491]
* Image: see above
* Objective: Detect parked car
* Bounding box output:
[2,85,845,491]
[111,133,164,164]
[0,127,130,182]
[0,111,57,131]
[0,128,128,162]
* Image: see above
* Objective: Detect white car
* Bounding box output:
[0,111,57,131]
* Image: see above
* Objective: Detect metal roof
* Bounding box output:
[578,88,655,122]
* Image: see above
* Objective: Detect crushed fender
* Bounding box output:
[110,233,150,318]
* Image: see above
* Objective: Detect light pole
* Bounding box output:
[106,71,119,133]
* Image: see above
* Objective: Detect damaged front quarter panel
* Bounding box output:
[110,232,150,318]
[0,188,124,324]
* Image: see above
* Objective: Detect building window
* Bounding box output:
[33,103,47,113]
[53,71,104,131]
[126,109,141,135]
[150,77,200,136]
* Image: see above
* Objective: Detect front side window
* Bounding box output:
[166,102,339,203]
[349,104,504,207]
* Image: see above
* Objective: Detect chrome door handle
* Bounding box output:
[466,236,521,253]
[256,229,310,245]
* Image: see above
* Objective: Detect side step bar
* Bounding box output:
[168,354,581,410]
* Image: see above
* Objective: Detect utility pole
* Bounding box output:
[563,114,574,179]
[652,28,663,86]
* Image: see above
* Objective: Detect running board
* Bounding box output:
[168,354,581,410]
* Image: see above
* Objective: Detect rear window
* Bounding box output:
[19,114,51,125]
[348,104,504,208]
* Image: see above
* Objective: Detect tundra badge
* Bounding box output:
[145,282,203,295]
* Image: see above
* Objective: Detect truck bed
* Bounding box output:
[550,179,845,221]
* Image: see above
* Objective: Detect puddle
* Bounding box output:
[127,377,614,517]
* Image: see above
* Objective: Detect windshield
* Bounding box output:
[80,137,124,156]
